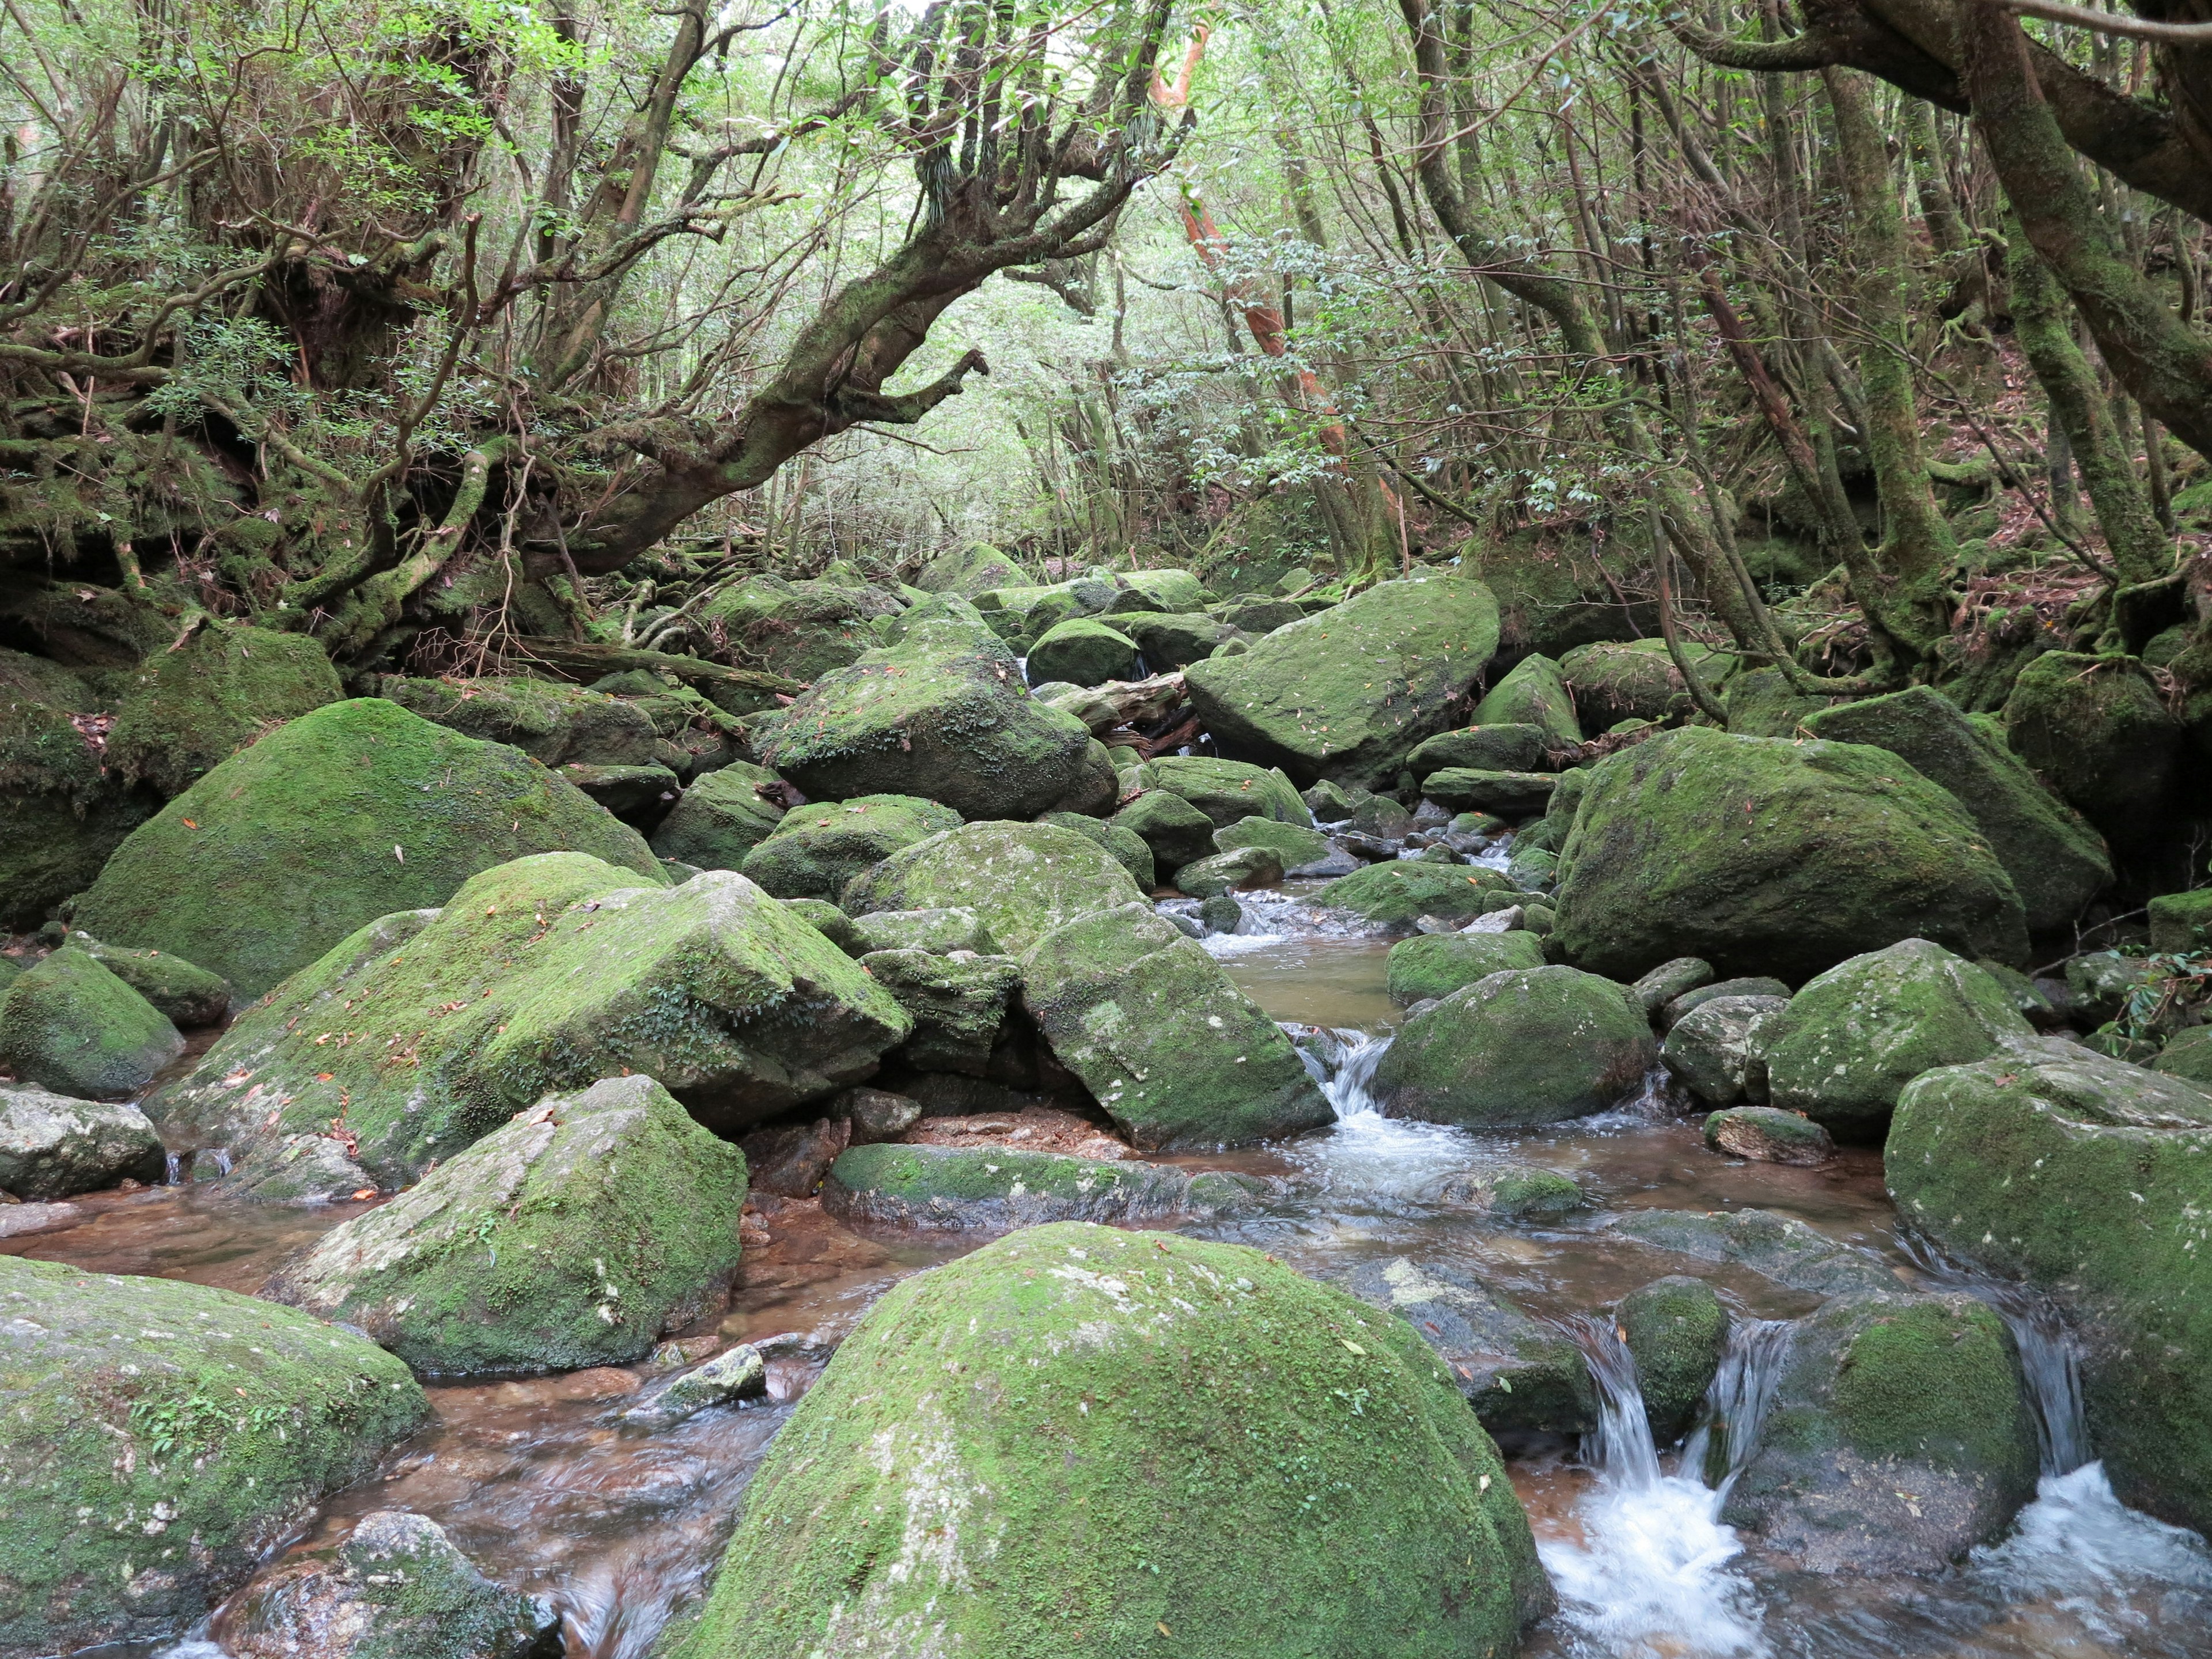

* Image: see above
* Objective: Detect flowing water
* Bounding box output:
[12,898,2212,1658]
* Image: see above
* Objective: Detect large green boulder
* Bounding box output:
[755,620,1093,819]
[914,541,1027,596]
[70,699,662,1001]
[698,574,904,683]
[146,855,910,1186]
[0,1084,166,1198]
[1320,861,1513,927]
[0,946,183,1100]
[1119,567,1211,612]
[1120,611,1238,670]
[1660,994,1789,1108]
[1022,904,1331,1148]
[1027,617,1142,687]
[1559,638,1734,731]
[267,1076,747,1376]
[673,1224,1549,1659]
[1108,788,1217,871]
[1472,653,1579,744]
[1038,809,1156,889]
[1551,728,2028,983]
[1718,1291,2038,1573]
[1888,1045,2212,1532]
[1385,930,1545,1005]
[648,761,789,869]
[374,675,658,767]
[843,820,1144,956]
[1760,939,2033,1139]
[1184,575,1501,787]
[0,1256,428,1658]
[1211,813,1331,869]
[105,623,343,798]
[820,1142,1255,1228]
[1135,754,1312,828]
[1418,768,1556,817]
[1802,687,2110,933]
[2003,652,2180,839]
[737,793,961,901]
[1374,966,1656,1127]
[1618,1276,1729,1444]
[0,670,156,930]
[1406,722,1554,776]
[60,932,229,1027]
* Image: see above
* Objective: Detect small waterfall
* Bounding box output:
[1982,1284,2092,1478]
[1569,1315,1661,1488]
[1680,1320,1795,1498]
[164,1151,183,1185]
[1316,1030,1389,1121]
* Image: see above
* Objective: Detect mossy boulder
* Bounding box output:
[1418,768,1556,817]
[1551,728,2029,983]
[1660,994,1789,1108]
[266,1076,747,1376]
[843,820,1144,956]
[147,857,910,1185]
[60,933,230,1026]
[1184,575,1500,787]
[698,574,904,682]
[847,906,1000,955]
[1320,861,1513,928]
[374,675,658,767]
[1760,940,2033,1139]
[1407,722,1555,777]
[1037,810,1156,889]
[1345,1256,1594,1433]
[1108,789,1221,874]
[71,699,663,1001]
[673,1224,1548,1659]
[820,1142,1255,1229]
[737,793,961,902]
[1,677,157,930]
[0,1255,429,1658]
[1705,1105,1835,1166]
[1135,754,1312,828]
[2147,888,2212,954]
[1027,617,1142,687]
[861,949,1022,1074]
[1171,846,1281,899]
[1619,1277,1729,1444]
[1211,813,1331,870]
[1021,904,1331,1149]
[1658,975,1793,1031]
[2152,1024,2212,1087]
[1718,1291,2038,1573]
[1119,611,1238,670]
[2003,652,2180,840]
[0,946,183,1100]
[755,621,1093,819]
[1722,665,1838,738]
[1118,567,1211,612]
[1559,638,1735,731]
[1803,687,2110,933]
[914,541,1027,596]
[1385,930,1545,1005]
[106,623,343,798]
[0,1084,166,1198]
[1375,966,1656,1127]
[647,762,789,870]
[1888,1046,2212,1533]
[1472,654,1580,744]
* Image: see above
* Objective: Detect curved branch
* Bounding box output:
[1665,17,1847,69]
[1980,0,2212,41]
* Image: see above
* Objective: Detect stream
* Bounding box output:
[12,906,2212,1659]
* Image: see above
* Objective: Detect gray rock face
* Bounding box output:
[1345,1256,1594,1434]
[828,1086,923,1143]
[647,762,789,871]
[1658,976,1792,1032]
[218,1509,560,1659]
[819,1142,1257,1229]
[1173,846,1282,898]
[627,1344,769,1427]
[1630,956,1713,1015]
[0,1085,166,1199]
[1660,995,1789,1108]
[847,906,1000,956]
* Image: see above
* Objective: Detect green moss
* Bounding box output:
[72,699,664,1000]
[1136,755,1312,829]
[0,1256,429,1657]
[2002,653,2180,836]
[1472,655,1580,744]
[1618,1277,1728,1442]
[737,793,961,901]
[1037,810,1156,889]
[1,682,157,930]
[1108,789,1218,870]
[1028,617,1142,687]
[104,624,343,798]
[648,762,789,870]
[1120,612,1238,671]
[698,575,905,682]
[268,1075,747,1376]
[1119,568,1211,611]
[146,855,910,1185]
[1184,575,1501,787]
[1559,639,1736,730]
[1210,814,1330,870]
[1407,724,1554,776]
[2147,889,2212,954]
[1703,1105,1836,1165]
[1385,931,1544,1005]
[820,1142,1253,1228]
[375,675,659,767]
[843,821,1144,956]
[1171,846,1281,898]
[1419,769,1557,817]
[1320,861,1513,927]
[675,1224,1547,1659]
[0,945,183,1100]
[859,949,1020,1073]
[914,543,1028,596]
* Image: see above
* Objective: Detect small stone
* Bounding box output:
[628,1344,769,1426]
[1198,893,1244,935]
[1463,907,1524,934]
[1705,1106,1836,1166]
[831,1086,923,1145]
[1630,956,1714,1016]
[741,1116,853,1197]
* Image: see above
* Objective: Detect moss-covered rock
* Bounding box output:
[0,1255,429,1658]
[820,1142,1253,1229]
[1608,1206,1895,1296]
[71,699,664,1001]
[1722,665,1839,738]
[674,1224,1548,1659]
[1210,813,1331,870]
[1704,1105,1835,1165]
[1119,567,1211,612]
[1803,687,2110,933]
[0,946,183,1100]
[1171,846,1281,898]
[1455,1164,1586,1218]
[1630,955,1714,1014]
[2003,652,2180,839]
[266,1075,745,1376]
[1418,768,1556,817]
[1718,1292,2038,1573]
[1888,1046,2212,1533]
[1660,994,1790,1108]
[1135,754,1312,828]
[843,820,1144,956]
[0,1084,166,1198]
[1376,966,1656,1127]
[914,541,1027,596]
[755,621,1093,819]
[2147,888,2212,954]
[374,675,658,768]
[1385,930,1545,1005]
[1472,654,1580,744]
[1,678,157,931]
[1119,611,1239,670]
[2151,1024,2212,1087]
[1184,575,1500,787]
[1038,810,1156,889]
[59,933,230,1027]
[1761,940,2033,1139]
[1619,1277,1729,1444]
[1552,728,2029,983]
[1021,903,1331,1149]
[1345,1256,1594,1434]
[1559,638,1735,731]
[861,949,1021,1074]
[846,906,999,955]
[105,623,343,798]
[1407,722,1555,776]
[147,857,910,1185]
[1658,976,1793,1031]
[1027,617,1142,687]
[698,575,905,683]
[1319,861,1513,928]
[737,793,961,902]
[1104,793,1216,881]
[647,762,788,870]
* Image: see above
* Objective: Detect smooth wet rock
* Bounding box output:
[842,820,1144,956]
[827,1085,923,1143]
[1472,654,1581,744]
[1608,1207,1893,1296]
[1463,905,1524,934]
[1551,727,2029,983]
[1172,845,1281,898]
[739,793,962,902]
[820,1142,1255,1228]
[0,1255,428,1658]
[1889,1045,2212,1533]
[626,1344,768,1427]
[647,761,790,870]
[71,699,662,1000]
[267,1076,748,1377]
[1321,861,1514,929]
[1619,1277,1729,1444]
[149,857,909,1183]
[1385,930,1545,1006]
[1438,1165,1586,1219]
[217,1509,559,1659]
[1631,956,1714,1016]
[0,1085,165,1199]
[1705,1106,1835,1166]
[677,1224,1550,1658]
[847,906,999,955]
[107,622,344,799]
[1660,995,1789,1108]
[59,933,230,1026]
[0,946,183,1100]
[862,949,1022,1074]
[376,674,660,768]
[1720,1292,2038,1573]
[1760,940,2033,1139]
[1419,768,1558,818]
[1347,1256,1594,1434]
[1658,976,1793,1032]
[1107,788,1218,873]
[1136,754,1313,828]
[740,1115,851,1197]
[1027,616,1142,687]
[1375,967,1656,1128]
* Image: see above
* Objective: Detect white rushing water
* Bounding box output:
[1289,1028,1499,1198]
